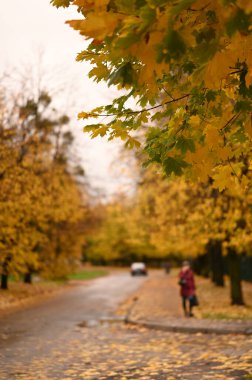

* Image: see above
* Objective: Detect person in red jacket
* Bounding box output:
[179,260,196,317]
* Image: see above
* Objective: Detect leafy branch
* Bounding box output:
[80,94,190,118]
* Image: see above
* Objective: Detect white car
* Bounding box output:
[130,262,148,276]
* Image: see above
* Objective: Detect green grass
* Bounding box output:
[6,269,108,286]
[8,269,108,284]
[202,312,252,321]
[67,269,108,281]
[9,275,21,283]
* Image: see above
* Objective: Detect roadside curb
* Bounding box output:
[127,318,252,335]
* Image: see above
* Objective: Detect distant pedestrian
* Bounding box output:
[163,261,171,274]
[178,261,197,317]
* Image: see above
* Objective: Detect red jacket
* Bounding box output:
[179,269,196,297]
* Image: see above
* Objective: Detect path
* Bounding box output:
[118,270,252,334]
[118,269,183,320]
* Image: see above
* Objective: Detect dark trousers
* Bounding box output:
[182,296,193,316]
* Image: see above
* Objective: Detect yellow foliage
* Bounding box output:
[0,84,86,281]
[204,126,220,148]
[67,12,123,40]
[244,117,252,139]
[53,0,252,192]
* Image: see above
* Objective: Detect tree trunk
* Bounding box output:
[194,253,210,278]
[208,240,216,284]
[1,255,11,290]
[212,240,225,287]
[1,273,8,290]
[208,239,225,287]
[227,248,244,305]
[24,272,32,284]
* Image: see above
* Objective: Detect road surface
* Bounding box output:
[0,271,146,378]
[0,271,251,380]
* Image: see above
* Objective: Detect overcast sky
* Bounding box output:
[0,0,131,198]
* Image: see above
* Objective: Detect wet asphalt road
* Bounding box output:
[0,271,146,369]
[0,272,251,380]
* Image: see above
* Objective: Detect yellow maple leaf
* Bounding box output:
[189,115,201,127]
[204,125,220,147]
[204,50,232,89]
[186,144,208,164]
[212,166,234,191]
[89,64,109,79]
[218,146,232,161]
[230,33,252,86]
[195,161,214,182]
[67,12,121,40]
[203,32,252,89]
[78,111,90,119]
[244,118,252,139]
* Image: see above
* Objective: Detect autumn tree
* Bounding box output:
[194,181,252,305]
[0,75,86,289]
[52,0,252,188]
[135,166,252,304]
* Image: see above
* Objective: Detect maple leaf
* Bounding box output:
[189,115,201,127]
[212,166,234,191]
[67,12,122,40]
[204,125,220,148]
[244,118,252,139]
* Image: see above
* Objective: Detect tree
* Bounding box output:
[52,0,252,190]
[0,74,87,288]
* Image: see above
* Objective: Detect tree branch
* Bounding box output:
[220,112,241,132]
[84,94,190,118]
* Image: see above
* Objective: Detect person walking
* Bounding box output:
[179,261,197,317]
[163,261,171,274]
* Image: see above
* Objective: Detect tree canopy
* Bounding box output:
[52,0,252,190]
[0,74,87,287]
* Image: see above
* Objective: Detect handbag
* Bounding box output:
[189,294,199,307]
[178,278,187,286]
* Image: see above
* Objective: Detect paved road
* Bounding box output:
[0,271,251,380]
[0,271,146,375]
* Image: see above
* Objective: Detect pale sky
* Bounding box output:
[0,0,132,199]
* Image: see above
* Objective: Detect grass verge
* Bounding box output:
[67,268,108,281]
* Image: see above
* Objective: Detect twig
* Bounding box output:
[220,112,241,132]
[228,159,241,183]
[83,94,190,118]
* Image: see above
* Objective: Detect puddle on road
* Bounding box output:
[77,316,126,329]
